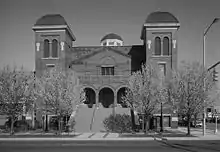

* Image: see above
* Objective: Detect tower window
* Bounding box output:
[46,64,55,68]
[52,39,58,58]
[44,39,50,58]
[101,67,114,75]
[46,64,55,73]
[163,37,169,55]
[155,37,161,55]
[158,63,166,77]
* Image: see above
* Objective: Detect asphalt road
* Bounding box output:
[0,140,220,152]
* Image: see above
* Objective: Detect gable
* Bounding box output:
[71,47,131,65]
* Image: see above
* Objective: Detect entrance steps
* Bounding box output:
[74,105,130,132]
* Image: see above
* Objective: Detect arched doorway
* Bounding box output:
[99,87,114,108]
[84,88,96,108]
[117,87,129,108]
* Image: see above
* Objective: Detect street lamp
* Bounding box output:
[203,18,219,136]
[214,110,218,134]
[160,101,163,132]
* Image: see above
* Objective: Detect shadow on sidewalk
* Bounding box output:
[158,140,220,152]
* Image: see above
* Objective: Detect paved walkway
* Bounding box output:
[0,127,219,141]
[168,127,220,136]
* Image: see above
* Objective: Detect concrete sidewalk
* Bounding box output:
[173,127,220,136]
[0,128,220,141]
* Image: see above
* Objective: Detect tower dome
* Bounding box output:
[145,11,179,24]
[34,14,68,26]
[100,33,123,46]
[141,11,180,40]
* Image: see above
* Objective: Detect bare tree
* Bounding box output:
[0,66,32,135]
[123,63,161,133]
[172,61,216,135]
[36,65,85,134]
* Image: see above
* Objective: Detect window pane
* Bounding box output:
[163,37,169,55]
[44,39,50,58]
[158,63,166,77]
[101,67,105,75]
[101,67,114,75]
[155,37,161,55]
[111,67,114,75]
[106,67,110,75]
[46,64,55,73]
[52,39,58,58]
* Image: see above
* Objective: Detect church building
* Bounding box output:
[32,11,180,131]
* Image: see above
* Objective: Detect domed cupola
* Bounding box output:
[100,33,123,46]
[141,11,180,40]
[145,11,179,24]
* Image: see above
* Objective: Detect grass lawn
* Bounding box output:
[206,123,220,130]
[0,129,81,138]
[0,133,80,138]
[119,133,195,138]
[119,130,195,138]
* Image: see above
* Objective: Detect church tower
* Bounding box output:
[141,12,180,128]
[141,11,180,78]
[32,14,76,76]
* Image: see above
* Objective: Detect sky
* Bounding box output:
[1,0,220,73]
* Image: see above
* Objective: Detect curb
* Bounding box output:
[0,137,154,141]
[1,137,218,141]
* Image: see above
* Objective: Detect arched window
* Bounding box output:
[52,39,58,58]
[44,39,50,58]
[155,37,161,55]
[163,37,169,55]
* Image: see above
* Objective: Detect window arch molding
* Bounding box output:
[163,37,170,56]
[154,37,161,56]
[42,38,59,59]
[52,39,58,58]
[100,56,116,76]
[43,39,50,58]
[153,36,171,56]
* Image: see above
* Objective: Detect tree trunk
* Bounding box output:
[57,116,61,135]
[32,104,35,129]
[130,108,135,132]
[187,113,191,136]
[142,115,145,133]
[60,116,62,134]
[145,115,149,134]
[10,117,14,135]
[194,114,197,128]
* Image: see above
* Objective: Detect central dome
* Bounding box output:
[101,33,123,42]
[145,11,179,23]
[100,33,123,46]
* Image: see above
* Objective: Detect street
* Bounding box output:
[0,140,220,152]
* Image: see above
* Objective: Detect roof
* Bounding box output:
[34,14,68,26]
[101,33,123,42]
[145,11,179,23]
[70,46,131,65]
[70,45,146,72]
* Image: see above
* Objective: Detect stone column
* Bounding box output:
[95,91,99,107]
[114,92,117,107]
[113,93,117,117]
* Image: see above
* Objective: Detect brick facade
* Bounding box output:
[33,12,180,129]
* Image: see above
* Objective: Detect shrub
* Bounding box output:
[103,114,132,133]
[5,119,30,132]
[14,120,30,132]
